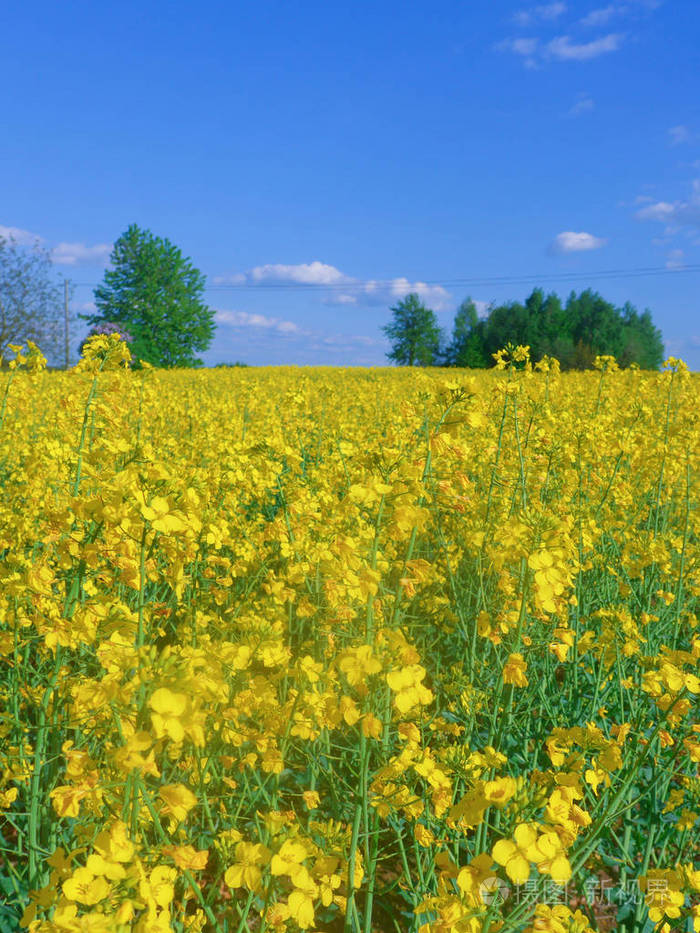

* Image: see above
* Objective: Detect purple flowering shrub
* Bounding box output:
[79,322,133,356]
[86,322,133,343]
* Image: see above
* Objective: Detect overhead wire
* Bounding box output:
[68,262,700,292]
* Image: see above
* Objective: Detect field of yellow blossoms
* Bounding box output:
[1,334,699,933]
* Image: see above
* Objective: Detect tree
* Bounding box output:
[618,303,664,370]
[0,234,63,363]
[86,225,215,367]
[383,293,442,366]
[445,298,488,367]
[566,289,624,362]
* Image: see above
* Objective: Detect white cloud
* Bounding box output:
[514,3,567,25]
[0,224,42,246]
[214,261,453,310]
[550,231,607,252]
[52,242,111,266]
[636,179,700,227]
[666,249,685,269]
[249,261,348,285]
[579,5,623,27]
[668,125,690,146]
[387,277,452,309]
[215,309,302,334]
[547,32,623,60]
[333,277,452,311]
[569,94,595,115]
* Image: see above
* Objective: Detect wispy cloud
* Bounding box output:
[547,32,623,60]
[580,0,662,27]
[579,5,624,27]
[498,30,623,65]
[495,37,540,66]
[325,293,358,305]
[212,308,384,365]
[513,3,567,26]
[665,249,685,269]
[664,334,700,360]
[501,0,661,67]
[568,93,595,115]
[668,125,691,146]
[550,231,607,253]
[215,309,303,335]
[636,179,700,228]
[317,334,382,348]
[0,224,42,246]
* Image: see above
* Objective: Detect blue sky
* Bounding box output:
[2,0,699,367]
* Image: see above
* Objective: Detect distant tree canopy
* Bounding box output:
[384,288,665,369]
[447,288,664,369]
[85,224,215,367]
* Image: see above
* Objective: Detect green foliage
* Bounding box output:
[383,293,442,366]
[445,288,665,369]
[445,298,489,367]
[86,225,215,367]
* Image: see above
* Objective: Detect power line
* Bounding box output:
[67,262,700,291]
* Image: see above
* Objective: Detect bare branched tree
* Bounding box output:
[0,234,63,363]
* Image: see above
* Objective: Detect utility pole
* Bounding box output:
[64,279,70,368]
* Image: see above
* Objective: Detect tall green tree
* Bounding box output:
[383,293,442,366]
[86,225,215,367]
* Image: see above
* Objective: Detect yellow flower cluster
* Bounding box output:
[0,338,698,931]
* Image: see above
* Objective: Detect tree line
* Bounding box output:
[384,290,665,369]
[2,224,666,369]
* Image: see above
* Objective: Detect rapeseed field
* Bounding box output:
[1,335,698,932]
